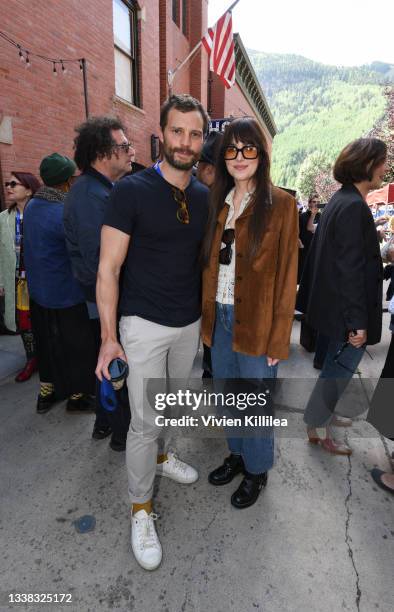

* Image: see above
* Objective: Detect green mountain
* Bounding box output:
[248,51,394,188]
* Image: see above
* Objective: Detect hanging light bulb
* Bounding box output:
[79,59,83,71]
[25,52,31,68]
[18,47,25,62]
[61,61,67,74]
[53,62,57,76]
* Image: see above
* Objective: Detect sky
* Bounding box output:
[208,0,394,67]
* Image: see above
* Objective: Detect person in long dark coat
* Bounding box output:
[297,138,388,455]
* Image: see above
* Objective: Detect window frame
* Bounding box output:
[172,0,180,27]
[182,0,189,38]
[113,0,140,107]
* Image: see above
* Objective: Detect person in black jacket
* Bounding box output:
[64,117,134,449]
[297,137,388,455]
[298,193,321,283]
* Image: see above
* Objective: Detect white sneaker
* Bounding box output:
[131,510,162,571]
[156,451,199,484]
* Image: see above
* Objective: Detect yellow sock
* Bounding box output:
[157,454,168,464]
[132,500,152,515]
[39,382,54,397]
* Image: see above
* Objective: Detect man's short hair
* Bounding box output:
[308,193,319,203]
[160,94,209,136]
[73,116,126,172]
[333,138,387,185]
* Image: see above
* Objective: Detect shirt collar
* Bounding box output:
[85,167,114,190]
[225,187,253,208]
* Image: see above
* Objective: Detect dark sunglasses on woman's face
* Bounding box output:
[5,181,22,188]
[224,145,259,160]
[219,228,235,265]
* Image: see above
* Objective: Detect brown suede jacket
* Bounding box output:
[201,186,299,360]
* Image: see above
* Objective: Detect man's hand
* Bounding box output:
[267,357,280,367]
[348,329,367,348]
[298,239,304,249]
[95,339,127,381]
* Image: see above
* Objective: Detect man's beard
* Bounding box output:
[162,141,200,171]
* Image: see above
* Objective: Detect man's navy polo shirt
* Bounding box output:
[104,167,209,327]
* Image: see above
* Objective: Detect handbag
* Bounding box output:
[16,278,30,311]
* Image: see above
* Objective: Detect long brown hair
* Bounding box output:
[7,171,41,213]
[201,117,272,265]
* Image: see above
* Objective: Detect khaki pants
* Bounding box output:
[119,315,201,504]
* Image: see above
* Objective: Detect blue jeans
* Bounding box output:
[304,338,365,427]
[210,303,277,474]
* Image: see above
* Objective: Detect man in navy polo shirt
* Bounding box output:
[95,94,209,570]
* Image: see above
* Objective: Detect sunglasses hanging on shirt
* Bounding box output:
[172,187,190,224]
[219,228,235,265]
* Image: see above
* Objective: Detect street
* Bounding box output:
[0,318,393,612]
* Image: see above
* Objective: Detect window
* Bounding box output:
[182,0,188,37]
[113,0,140,106]
[172,0,179,25]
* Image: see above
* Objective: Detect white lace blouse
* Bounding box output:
[216,188,253,305]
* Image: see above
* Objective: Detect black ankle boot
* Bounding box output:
[208,454,245,486]
[36,392,57,414]
[231,471,268,508]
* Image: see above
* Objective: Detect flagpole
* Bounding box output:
[167,0,241,95]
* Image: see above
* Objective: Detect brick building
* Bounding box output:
[0,0,276,208]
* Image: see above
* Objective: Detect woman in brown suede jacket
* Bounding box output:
[201,117,298,509]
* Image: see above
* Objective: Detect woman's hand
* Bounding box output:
[348,330,366,348]
[267,357,280,367]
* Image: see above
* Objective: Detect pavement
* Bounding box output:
[0,318,393,612]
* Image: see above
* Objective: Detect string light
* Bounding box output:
[0,29,84,76]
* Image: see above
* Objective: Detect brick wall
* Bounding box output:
[0,0,208,194]
[0,0,272,203]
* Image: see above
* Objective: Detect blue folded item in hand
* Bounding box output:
[100,377,117,412]
[99,358,129,412]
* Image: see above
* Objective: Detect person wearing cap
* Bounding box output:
[196,131,223,189]
[196,131,223,378]
[23,153,97,413]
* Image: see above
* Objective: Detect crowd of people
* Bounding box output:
[0,94,392,572]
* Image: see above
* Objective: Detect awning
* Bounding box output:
[366,183,394,206]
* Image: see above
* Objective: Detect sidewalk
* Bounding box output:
[0,333,25,381]
[0,321,393,612]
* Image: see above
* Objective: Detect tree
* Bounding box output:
[295,151,332,199]
[368,86,394,182]
[314,170,339,202]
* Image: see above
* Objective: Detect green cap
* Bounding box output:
[39,153,77,186]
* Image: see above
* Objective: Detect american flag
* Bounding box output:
[202,11,236,89]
